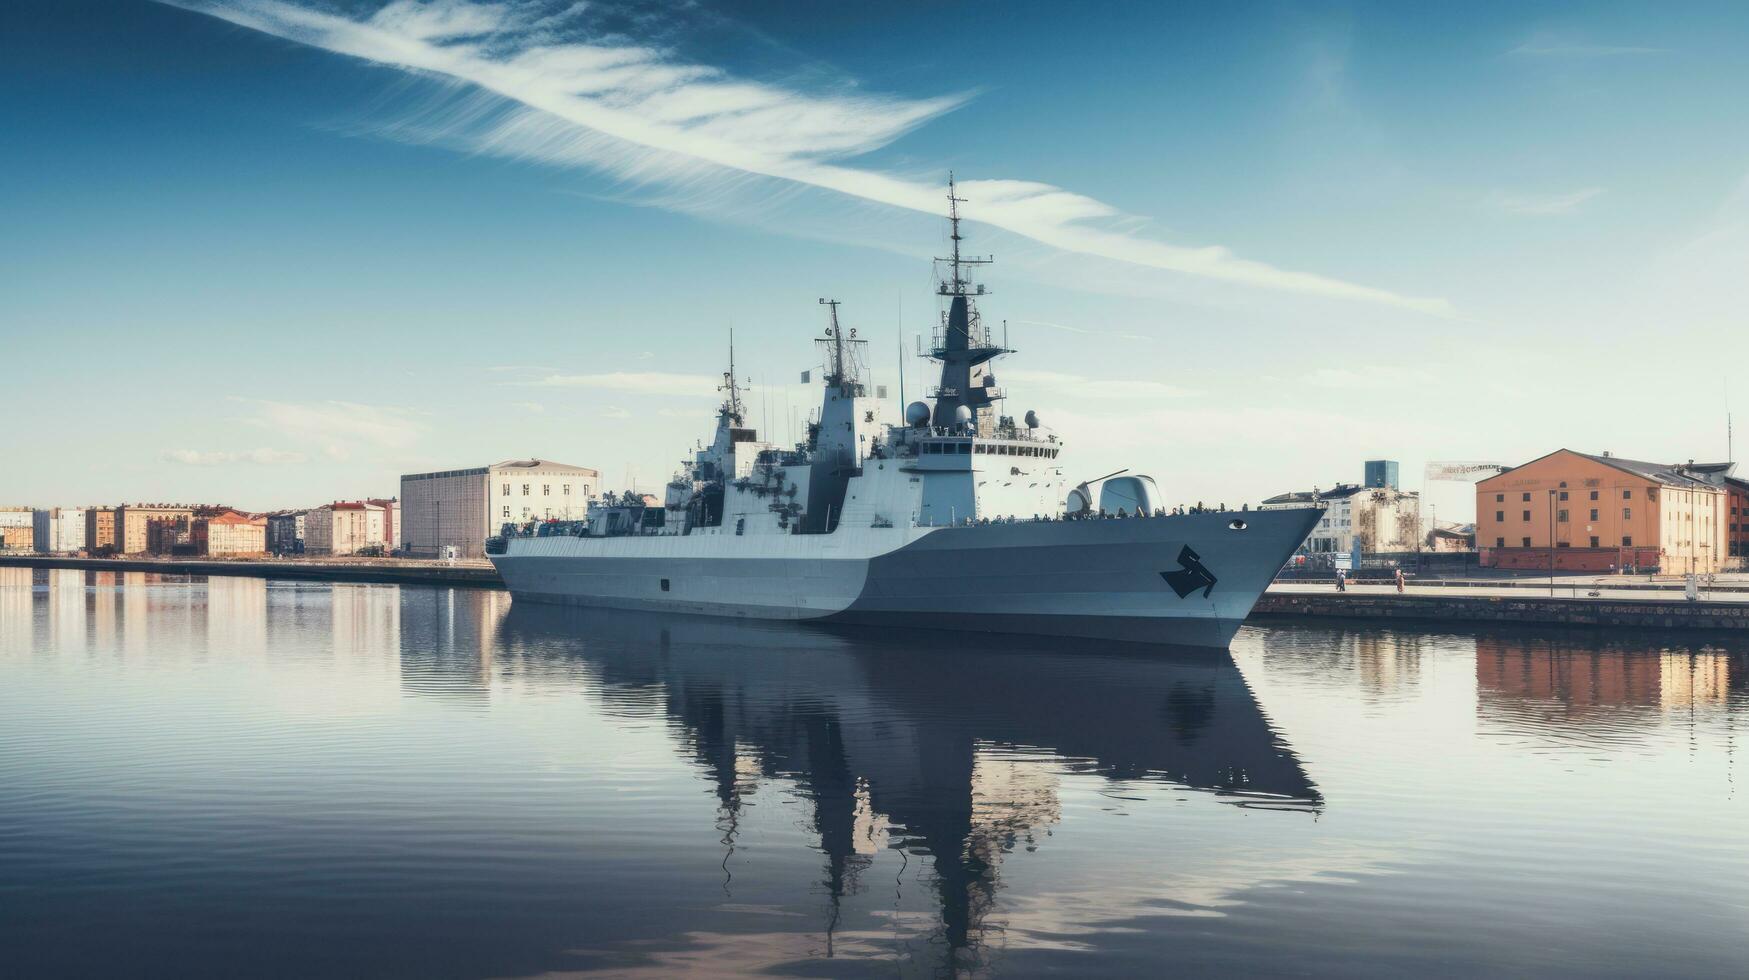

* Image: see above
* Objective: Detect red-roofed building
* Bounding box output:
[193,511,267,556]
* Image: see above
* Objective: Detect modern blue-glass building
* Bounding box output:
[1364,460,1399,490]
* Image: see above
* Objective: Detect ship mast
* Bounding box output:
[928,174,1009,430]
[719,329,745,425]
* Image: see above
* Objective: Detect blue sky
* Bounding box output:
[4,0,1748,517]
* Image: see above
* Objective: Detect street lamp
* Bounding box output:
[1548,489,1557,597]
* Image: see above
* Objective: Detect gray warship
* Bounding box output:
[490,181,1318,646]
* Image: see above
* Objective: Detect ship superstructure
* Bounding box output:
[490,179,1319,646]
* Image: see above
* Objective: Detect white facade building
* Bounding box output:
[1261,483,1422,554]
[32,508,87,554]
[305,502,387,556]
[401,459,599,559]
[0,507,33,553]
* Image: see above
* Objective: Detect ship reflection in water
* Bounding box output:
[2,568,1747,978]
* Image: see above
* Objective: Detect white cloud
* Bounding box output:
[163,447,309,465]
[1303,365,1439,389]
[1004,368,1194,401]
[512,400,546,413]
[163,0,1449,314]
[237,398,425,449]
[1508,42,1668,57]
[1008,318,1150,343]
[523,370,719,396]
[1487,186,1603,216]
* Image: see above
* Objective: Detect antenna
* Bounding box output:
[719,328,745,424]
[897,339,906,408]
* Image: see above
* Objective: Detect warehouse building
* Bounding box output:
[401,459,599,559]
[1477,450,1728,574]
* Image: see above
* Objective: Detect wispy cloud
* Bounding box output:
[237,398,425,449]
[1509,42,1669,58]
[1004,368,1195,401]
[163,447,309,465]
[1008,318,1151,343]
[521,370,719,396]
[1487,186,1604,216]
[1303,364,1439,389]
[162,0,1448,314]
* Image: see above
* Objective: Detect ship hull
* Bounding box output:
[490,508,1319,648]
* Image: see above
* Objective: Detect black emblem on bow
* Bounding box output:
[1162,545,1217,599]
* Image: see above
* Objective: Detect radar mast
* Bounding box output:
[928,175,1011,431]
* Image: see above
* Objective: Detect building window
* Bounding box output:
[543,485,550,496]
[1590,536,1599,548]
[1557,509,1568,522]
[1623,507,1632,519]
[1496,537,1505,548]
[563,484,571,496]
[1622,535,1632,547]
[660,578,670,592]
[1590,509,1599,521]
[1495,511,1504,522]
[1623,490,1632,499]
[522,484,530,496]
[1590,491,1599,501]
[1522,493,1531,502]
[502,483,510,496]
[1521,537,1531,547]
[1495,493,1504,503]
[1522,510,1530,521]
[1559,491,1569,501]
[502,506,510,518]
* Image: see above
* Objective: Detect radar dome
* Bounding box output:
[1065,484,1093,516]
[1099,475,1162,516]
[952,405,974,427]
[905,401,931,427]
[1024,410,1040,429]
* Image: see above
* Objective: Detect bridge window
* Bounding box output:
[959,443,971,454]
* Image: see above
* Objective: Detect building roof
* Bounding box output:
[1572,452,1725,489]
[1261,483,1366,506]
[491,458,601,475]
[204,511,258,525]
[1483,449,1731,491]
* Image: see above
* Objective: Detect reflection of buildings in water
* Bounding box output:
[330,584,402,661]
[43,569,87,654]
[1258,626,1431,695]
[1658,653,1732,711]
[87,571,118,652]
[396,587,510,703]
[0,566,32,653]
[204,576,267,660]
[496,606,1319,973]
[1475,634,1743,721]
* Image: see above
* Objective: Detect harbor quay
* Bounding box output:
[9,553,1749,634]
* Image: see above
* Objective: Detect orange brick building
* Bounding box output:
[1728,477,1749,561]
[1477,450,1727,574]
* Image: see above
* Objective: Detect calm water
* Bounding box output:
[2,569,1746,978]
